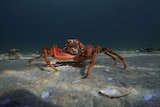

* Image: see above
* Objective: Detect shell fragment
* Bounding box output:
[99,86,130,98]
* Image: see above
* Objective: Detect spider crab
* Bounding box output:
[26,39,127,78]
[8,48,21,60]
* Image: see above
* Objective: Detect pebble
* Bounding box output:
[143,94,152,101]
[107,77,113,81]
[41,91,50,99]
[130,81,136,85]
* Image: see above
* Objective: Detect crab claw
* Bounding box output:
[51,45,75,60]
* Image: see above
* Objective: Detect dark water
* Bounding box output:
[0,0,160,53]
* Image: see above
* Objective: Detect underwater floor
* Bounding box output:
[0,51,160,107]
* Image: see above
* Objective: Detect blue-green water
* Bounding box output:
[0,0,160,53]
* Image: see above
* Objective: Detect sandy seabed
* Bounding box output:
[0,51,160,107]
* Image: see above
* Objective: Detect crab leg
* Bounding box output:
[103,52,117,65]
[43,46,58,71]
[109,51,127,69]
[83,46,101,78]
[25,55,42,66]
[83,51,98,78]
[102,48,127,69]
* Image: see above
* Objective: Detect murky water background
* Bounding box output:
[0,0,160,53]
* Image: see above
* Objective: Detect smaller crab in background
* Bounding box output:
[8,48,21,60]
[26,39,127,78]
[0,48,21,60]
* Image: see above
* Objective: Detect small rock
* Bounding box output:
[139,48,154,52]
[107,77,113,81]
[130,81,136,85]
[143,94,152,101]
[99,86,130,98]
[41,91,50,99]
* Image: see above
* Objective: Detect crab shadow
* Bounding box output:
[27,60,124,77]
[55,61,86,67]
[56,61,88,76]
[32,61,88,77]
[54,61,124,76]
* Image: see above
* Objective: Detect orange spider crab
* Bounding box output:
[26,39,127,78]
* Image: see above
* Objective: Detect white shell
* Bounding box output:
[99,86,130,98]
